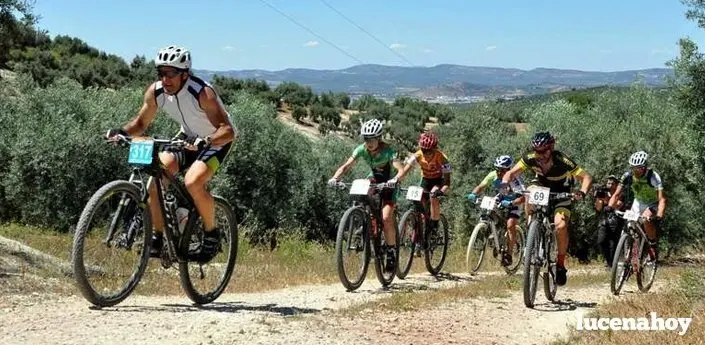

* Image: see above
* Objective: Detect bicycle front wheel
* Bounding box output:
[335,206,371,291]
[466,222,488,274]
[610,232,632,296]
[72,180,152,307]
[522,219,541,308]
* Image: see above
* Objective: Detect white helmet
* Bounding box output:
[494,155,513,169]
[360,119,384,138]
[629,151,648,167]
[155,45,192,70]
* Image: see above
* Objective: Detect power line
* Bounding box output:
[257,0,366,65]
[319,0,416,67]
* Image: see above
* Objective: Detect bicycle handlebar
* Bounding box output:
[399,187,447,199]
[614,210,648,221]
[330,181,389,190]
[106,134,189,151]
[518,190,574,201]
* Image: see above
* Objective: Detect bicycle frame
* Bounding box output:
[106,136,199,263]
[522,190,572,268]
[615,210,649,272]
[473,196,513,253]
[401,188,445,245]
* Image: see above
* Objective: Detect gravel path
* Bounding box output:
[0,268,665,345]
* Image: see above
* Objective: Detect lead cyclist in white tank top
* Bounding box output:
[105,45,237,263]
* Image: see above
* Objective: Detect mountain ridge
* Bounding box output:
[193,64,673,100]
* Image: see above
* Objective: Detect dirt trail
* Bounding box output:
[0,265,663,345]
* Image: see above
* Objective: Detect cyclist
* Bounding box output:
[606,151,666,261]
[328,119,403,272]
[501,131,592,286]
[392,130,452,249]
[105,45,237,263]
[467,155,526,266]
[593,175,624,268]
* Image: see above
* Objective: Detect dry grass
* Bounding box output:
[554,267,705,345]
[0,224,341,296]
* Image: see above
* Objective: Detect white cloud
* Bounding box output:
[389,43,407,50]
[221,45,236,52]
[303,40,320,47]
[421,48,434,53]
[485,45,497,51]
[260,44,270,48]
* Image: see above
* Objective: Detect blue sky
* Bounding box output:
[34,0,705,72]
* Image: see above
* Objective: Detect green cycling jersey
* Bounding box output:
[351,143,398,181]
[619,169,663,204]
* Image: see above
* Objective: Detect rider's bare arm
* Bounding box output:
[656,189,666,218]
[332,157,356,180]
[607,184,624,209]
[393,157,415,181]
[199,87,236,146]
[440,172,451,193]
[392,159,405,179]
[574,170,593,196]
[501,161,524,185]
[123,83,159,136]
[471,184,485,195]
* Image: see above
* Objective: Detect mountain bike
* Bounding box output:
[521,186,573,308]
[71,135,238,307]
[466,195,525,275]
[332,179,399,291]
[609,209,658,295]
[395,186,449,279]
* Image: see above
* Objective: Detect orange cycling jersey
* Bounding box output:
[405,149,452,179]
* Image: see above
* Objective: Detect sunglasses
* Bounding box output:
[534,147,551,154]
[363,137,379,143]
[157,69,183,78]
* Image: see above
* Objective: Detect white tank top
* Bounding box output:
[154,76,234,138]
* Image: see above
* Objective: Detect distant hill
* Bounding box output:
[194,64,673,100]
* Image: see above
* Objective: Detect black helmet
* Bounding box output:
[606,175,619,182]
[531,131,555,150]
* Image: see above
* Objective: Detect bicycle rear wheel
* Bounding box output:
[542,229,557,302]
[503,226,525,275]
[396,208,418,279]
[72,180,152,307]
[335,206,371,291]
[179,196,238,305]
[373,210,397,287]
[424,213,449,276]
[636,238,657,292]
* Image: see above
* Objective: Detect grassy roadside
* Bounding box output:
[0,224,469,296]
[552,267,705,345]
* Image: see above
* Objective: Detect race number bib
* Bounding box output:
[622,210,640,221]
[127,139,154,166]
[405,186,424,201]
[528,186,550,206]
[480,196,495,210]
[349,179,371,195]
